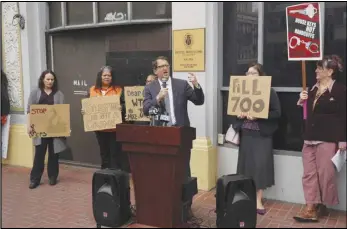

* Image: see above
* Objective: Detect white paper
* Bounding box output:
[2,115,11,159]
[331,149,346,172]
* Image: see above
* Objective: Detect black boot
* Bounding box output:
[29,181,40,189]
[49,177,57,186]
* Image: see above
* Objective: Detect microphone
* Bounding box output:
[162,77,168,88]
[148,106,161,126]
[160,77,169,126]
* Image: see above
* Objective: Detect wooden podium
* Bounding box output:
[116,124,196,228]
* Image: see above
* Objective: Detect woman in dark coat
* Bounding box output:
[1,69,10,125]
[232,63,281,215]
[294,55,346,222]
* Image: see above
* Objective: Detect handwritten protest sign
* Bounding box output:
[227,76,272,119]
[29,104,70,138]
[82,95,122,132]
[124,86,150,122]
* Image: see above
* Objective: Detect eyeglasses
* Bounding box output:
[157,64,170,69]
[246,71,259,76]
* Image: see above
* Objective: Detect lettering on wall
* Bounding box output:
[124,86,149,122]
[73,78,88,96]
[104,12,127,22]
[227,76,272,119]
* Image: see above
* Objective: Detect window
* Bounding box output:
[273,92,305,151]
[131,2,172,20]
[263,2,347,87]
[223,2,258,87]
[47,2,172,31]
[98,2,128,23]
[66,2,93,25]
[263,2,317,87]
[324,2,346,85]
[221,2,346,152]
[48,2,62,28]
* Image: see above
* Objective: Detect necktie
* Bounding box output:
[163,85,172,126]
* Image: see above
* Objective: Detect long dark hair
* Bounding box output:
[316,55,344,80]
[38,70,58,92]
[1,69,10,116]
[95,66,117,89]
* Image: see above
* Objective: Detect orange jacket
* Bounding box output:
[89,86,122,97]
[89,86,123,132]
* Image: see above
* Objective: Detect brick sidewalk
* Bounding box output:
[2,165,346,228]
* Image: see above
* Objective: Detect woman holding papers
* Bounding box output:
[232,63,281,215]
[27,70,67,189]
[294,55,346,223]
[86,66,126,170]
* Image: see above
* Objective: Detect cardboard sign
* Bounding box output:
[173,28,205,72]
[227,76,272,119]
[286,2,323,60]
[124,86,150,122]
[81,96,122,132]
[29,104,70,138]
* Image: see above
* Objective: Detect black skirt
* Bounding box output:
[237,129,275,190]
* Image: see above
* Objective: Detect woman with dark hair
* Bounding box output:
[294,55,346,222]
[83,66,126,170]
[27,70,67,189]
[231,63,281,215]
[1,70,10,125]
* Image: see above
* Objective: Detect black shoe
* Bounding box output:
[29,182,40,189]
[49,178,57,186]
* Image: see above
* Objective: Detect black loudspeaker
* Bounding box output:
[216,174,257,228]
[92,169,131,228]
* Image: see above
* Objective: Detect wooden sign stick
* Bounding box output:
[302,60,307,120]
[302,60,307,90]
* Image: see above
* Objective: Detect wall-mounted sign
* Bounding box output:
[173,28,205,72]
[286,2,323,61]
[227,76,272,119]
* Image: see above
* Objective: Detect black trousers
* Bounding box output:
[185,153,193,208]
[30,138,59,182]
[95,131,129,171]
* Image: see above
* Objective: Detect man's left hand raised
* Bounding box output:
[188,73,200,88]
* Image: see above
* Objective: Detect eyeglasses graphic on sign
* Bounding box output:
[289,4,318,19]
[289,36,319,54]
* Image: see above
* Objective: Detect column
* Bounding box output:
[1,2,47,167]
[172,2,221,190]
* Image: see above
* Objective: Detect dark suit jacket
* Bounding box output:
[233,88,281,137]
[143,78,205,127]
[304,82,346,142]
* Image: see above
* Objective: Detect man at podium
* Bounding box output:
[143,56,205,218]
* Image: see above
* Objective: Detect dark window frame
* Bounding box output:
[220,2,346,152]
[47,2,172,30]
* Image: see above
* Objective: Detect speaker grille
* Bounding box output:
[216,174,257,228]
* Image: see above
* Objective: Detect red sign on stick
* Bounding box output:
[286,2,323,61]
